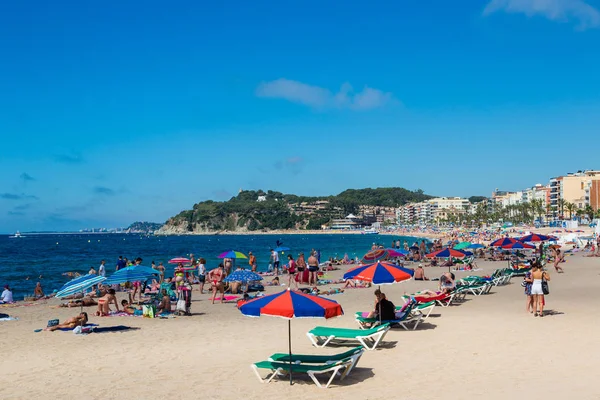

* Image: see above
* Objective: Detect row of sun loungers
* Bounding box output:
[251,268,516,388]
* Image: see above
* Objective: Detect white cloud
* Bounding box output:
[256,78,395,110]
[484,0,600,29]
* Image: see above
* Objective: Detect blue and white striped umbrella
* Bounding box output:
[58,274,95,292]
[55,275,106,298]
[223,270,263,283]
[103,266,159,285]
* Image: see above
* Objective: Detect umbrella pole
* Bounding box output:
[288,319,293,385]
[378,285,382,323]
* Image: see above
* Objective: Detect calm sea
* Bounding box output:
[0,233,423,299]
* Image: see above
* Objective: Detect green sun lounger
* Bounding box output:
[269,346,364,374]
[251,357,354,388]
[307,324,390,351]
[354,301,422,331]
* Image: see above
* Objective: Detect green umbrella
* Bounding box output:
[453,242,472,250]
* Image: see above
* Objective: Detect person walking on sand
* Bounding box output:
[530,264,550,317]
[270,249,280,276]
[285,254,298,290]
[524,269,534,314]
[551,248,565,273]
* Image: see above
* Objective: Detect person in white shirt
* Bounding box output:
[1,285,14,303]
[271,249,280,276]
[99,260,106,277]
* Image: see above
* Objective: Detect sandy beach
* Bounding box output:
[1,250,599,400]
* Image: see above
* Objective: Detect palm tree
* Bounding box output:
[565,202,576,220]
[557,198,566,219]
[584,205,595,220]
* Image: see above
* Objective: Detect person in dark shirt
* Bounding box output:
[367,289,396,321]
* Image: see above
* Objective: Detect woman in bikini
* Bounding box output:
[96,289,120,316]
[208,264,226,304]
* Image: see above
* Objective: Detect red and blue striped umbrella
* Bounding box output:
[490,237,518,247]
[361,248,391,263]
[343,261,414,285]
[239,289,343,319]
[239,289,343,385]
[425,248,467,259]
[519,234,553,242]
[502,241,535,249]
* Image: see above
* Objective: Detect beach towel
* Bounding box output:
[0,313,18,321]
[212,296,240,302]
[91,325,138,333]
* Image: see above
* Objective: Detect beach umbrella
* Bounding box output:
[468,243,485,249]
[344,261,414,323]
[103,266,159,285]
[425,248,467,259]
[384,248,408,257]
[217,250,248,259]
[490,237,518,247]
[361,248,390,263]
[55,275,106,299]
[344,261,414,285]
[519,234,553,242]
[169,257,191,264]
[502,241,535,250]
[223,270,263,283]
[239,289,343,385]
[453,242,472,250]
[57,273,96,293]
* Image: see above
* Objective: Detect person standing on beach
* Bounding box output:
[98,260,106,277]
[285,254,298,290]
[248,252,257,272]
[208,264,226,304]
[524,269,533,313]
[197,258,206,293]
[419,240,426,257]
[307,252,319,286]
[224,258,232,275]
[296,253,306,284]
[116,256,125,272]
[156,262,165,283]
[396,240,401,249]
[271,249,280,276]
[530,264,550,317]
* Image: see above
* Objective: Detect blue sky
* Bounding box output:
[1,0,600,232]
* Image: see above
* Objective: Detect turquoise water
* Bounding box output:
[0,233,423,299]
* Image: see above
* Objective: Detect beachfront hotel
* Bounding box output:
[397,169,600,225]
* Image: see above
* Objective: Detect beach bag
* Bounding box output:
[247,284,264,292]
[47,319,59,327]
[541,274,549,295]
[176,299,186,313]
[142,304,156,318]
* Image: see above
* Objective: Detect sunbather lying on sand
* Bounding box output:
[265,277,280,286]
[44,312,88,331]
[343,280,371,289]
[60,296,98,308]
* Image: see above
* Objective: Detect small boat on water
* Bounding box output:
[9,231,25,238]
[362,228,379,235]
